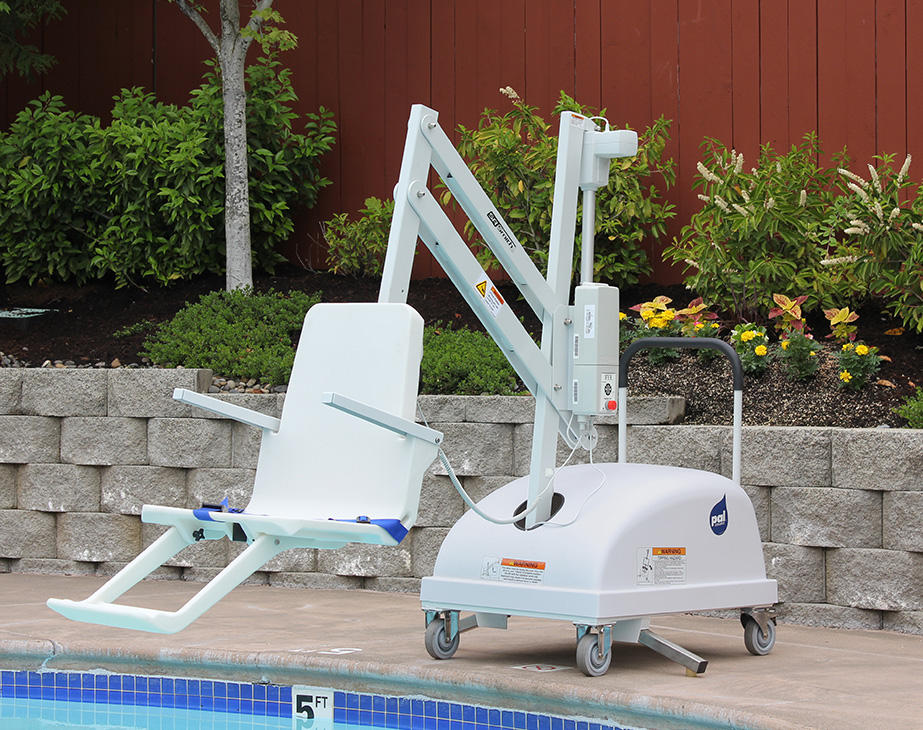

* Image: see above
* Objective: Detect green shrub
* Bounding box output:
[822,153,923,333]
[451,89,675,287]
[324,196,394,277]
[894,387,923,428]
[730,323,772,375]
[142,288,321,385]
[666,134,844,322]
[778,331,822,380]
[0,53,335,287]
[834,341,881,390]
[420,325,522,395]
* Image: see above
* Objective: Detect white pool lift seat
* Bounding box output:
[47,302,442,634]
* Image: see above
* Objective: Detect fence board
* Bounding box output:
[4,0,923,285]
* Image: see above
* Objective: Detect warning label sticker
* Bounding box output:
[475,276,505,319]
[636,547,686,586]
[481,556,546,585]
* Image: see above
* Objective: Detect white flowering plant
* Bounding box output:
[823,153,923,333]
[665,133,843,322]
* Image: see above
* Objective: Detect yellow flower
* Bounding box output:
[641,309,654,320]
[741,330,757,342]
[619,312,627,320]
[662,309,676,321]
[781,340,789,350]
[809,351,817,356]
[842,343,853,351]
[840,370,852,382]
[755,345,768,356]
[710,322,719,329]
[856,344,869,355]
[694,322,705,330]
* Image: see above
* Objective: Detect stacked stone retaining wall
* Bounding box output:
[1,368,921,634]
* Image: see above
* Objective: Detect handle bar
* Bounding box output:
[616,337,744,484]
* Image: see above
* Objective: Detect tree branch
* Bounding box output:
[173,0,219,55]
[238,0,273,57]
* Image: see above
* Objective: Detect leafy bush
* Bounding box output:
[142,288,321,385]
[730,323,772,375]
[822,154,923,333]
[324,196,394,277]
[666,134,844,322]
[778,331,822,380]
[420,325,522,395]
[835,342,881,390]
[0,53,336,287]
[894,387,923,428]
[451,89,675,287]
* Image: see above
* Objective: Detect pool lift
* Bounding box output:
[379,104,778,676]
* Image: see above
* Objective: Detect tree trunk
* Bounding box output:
[221,52,252,291]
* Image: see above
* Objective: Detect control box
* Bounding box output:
[571,283,620,416]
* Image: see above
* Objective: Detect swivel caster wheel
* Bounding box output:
[575,632,612,677]
[742,615,776,656]
[425,617,459,660]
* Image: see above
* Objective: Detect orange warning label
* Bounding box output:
[652,547,686,556]
[501,558,546,570]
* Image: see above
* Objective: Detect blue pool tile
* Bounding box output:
[527,714,540,730]
[451,703,463,720]
[253,684,267,701]
[346,692,360,709]
[334,707,348,723]
[240,683,253,700]
[502,710,514,727]
[387,696,400,714]
[463,704,476,722]
[437,701,451,718]
[399,712,414,729]
[563,719,575,730]
[280,686,292,704]
[373,694,386,712]
[373,710,387,726]
[360,709,374,725]
[267,685,279,703]
[360,694,373,710]
[551,716,563,730]
[240,699,253,714]
[347,708,360,724]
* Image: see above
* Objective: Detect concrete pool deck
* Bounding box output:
[0,573,920,730]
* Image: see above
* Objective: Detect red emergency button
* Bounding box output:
[606,400,618,411]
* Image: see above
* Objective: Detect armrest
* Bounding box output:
[322,392,443,446]
[173,388,281,432]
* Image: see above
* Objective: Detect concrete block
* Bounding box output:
[0,509,56,558]
[736,427,832,487]
[464,396,536,424]
[17,464,101,512]
[140,523,229,568]
[193,393,285,422]
[832,429,923,491]
[741,484,770,542]
[512,424,620,477]
[268,572,364,590]
[771,487,881,548]
[883,492,923,552]
[0,416,60,464]
[182,566,267,585]
[626,425,726,474]
[148,418,232,468]
[883,611,923,635]
[0,464,14,509]
[779,603,882,631]
[416,474,463,528]
[231,422,262,469]
[460,476,514,510]
[10,558,96,576]
[763,543,825,604]
[317,542,413,578]
[431,423,513,477]
[185,468,255,509]
[263,548,317,573]
[416,395,468,424]
[826,548,923,611]
[96,562,182,580]
[100,466,186,515]
[60,417,147,466]
[108,368,212,417]
[365,577,420,593]
[595,397,686,426]
[56,513,142,563]
[0,370,22,414]
[21,369,108,416]
[412,527,449,578]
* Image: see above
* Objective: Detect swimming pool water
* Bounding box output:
[0,670,646,730]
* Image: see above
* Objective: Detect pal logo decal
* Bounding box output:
[710,495,728,536]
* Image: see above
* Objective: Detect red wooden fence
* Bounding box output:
[2,1,920,284]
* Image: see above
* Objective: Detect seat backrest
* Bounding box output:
[246,303,431,527]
